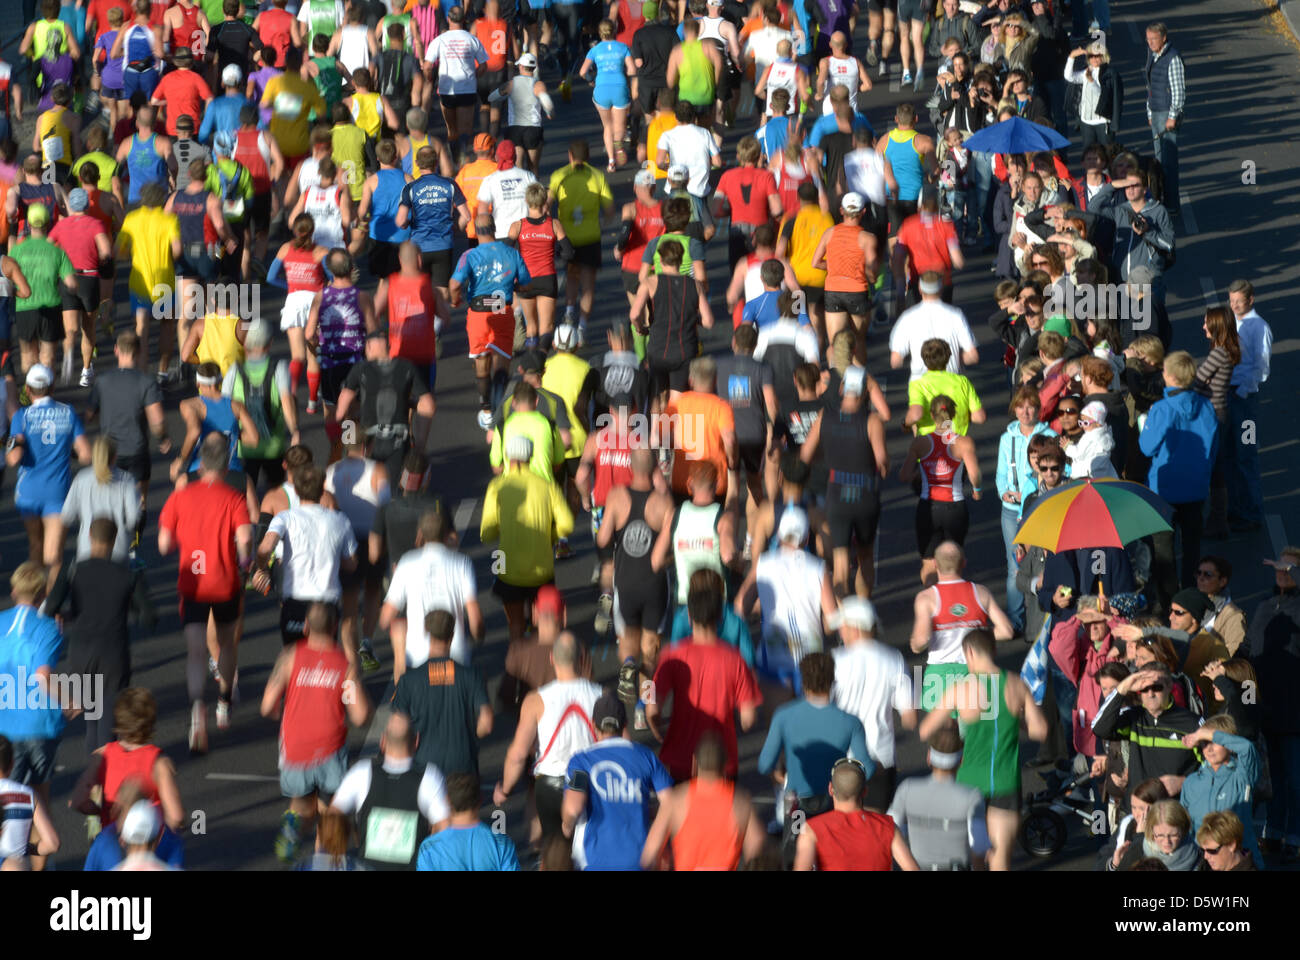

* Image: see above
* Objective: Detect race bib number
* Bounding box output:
[273,91,304,119]
[571,207,584,224]
[42,136,64,163]
[364,807,418,863]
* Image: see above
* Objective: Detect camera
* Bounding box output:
[1131,213,1151,232]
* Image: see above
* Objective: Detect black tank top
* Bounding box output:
[614,488,660,587]
[172,188,208,247]
[357,758,428,871]
[823,405,878,498]
[647,272,701,364]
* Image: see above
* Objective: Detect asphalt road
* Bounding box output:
[5,0,1299,871]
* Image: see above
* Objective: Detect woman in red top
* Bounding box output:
[47,192,112,386]
[615,168,664,349]
[273,213,329,401]
[510,180,570,348]
[794,760,919,871]
[714,135,781,270]
[377,240,443,388]
[71,687,185,835]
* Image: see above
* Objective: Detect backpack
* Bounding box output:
[237,361,280,444]
[216,160,247,222]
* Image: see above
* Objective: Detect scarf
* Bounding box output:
[1140,834,1200,871]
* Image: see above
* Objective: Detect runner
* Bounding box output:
[793,758,921,870]
[0,735,61,870]
[115,182,181,383]
[512,182,571,350]
[548,139,615,346]
[424,5,487,146]
[267,214,329,405]
[887,726,991,870]
[305,249,375,435]
[224,319,299,515]
[630,239,714,407]
[10,204,76,383]
[396,145,470,306]
[810,191,877,363]
[374,241,444,389]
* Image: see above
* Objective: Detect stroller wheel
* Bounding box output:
[1019,806,1067,858]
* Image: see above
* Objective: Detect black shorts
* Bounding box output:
[647,355,691,396]
[827,488,881,550]
[915,498,969,558]
[420,247,454,287]
[181,593,242,626]
[492,577,550,605]
[738,440,766,476]
[175,245,218,281]
[440,91,478,109]
[987,792,1019,811]
[506,125,544,151]
[247,191,272,233]
[14,305,62,343]
[319,364,353,406]
[862,764,897,811]
[622,269,641,297]
[280,597,339,644]
[823,290,870,316]
[478,69,507,104]
[867,0,897,10]
[370,239,402,280]
[569,241,601,270]
[116,451,152,485]
[887,198,918,236]
[341,553,385,591]
[245,456,287,490]
[535,774,566,838]
[61,274,102,315]
[518,274,558,299]
[897,0,924,20]
[802,285,825,307]
[613,570,669,633]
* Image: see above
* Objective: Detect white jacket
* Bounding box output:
[1065,426,1118,479]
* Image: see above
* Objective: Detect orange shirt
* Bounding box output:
[895,212,958,282]
[455,156,499,239]
[474,17,508,72]
[667,390,734,497]
[671,779,744,871]
[824,222,868,292]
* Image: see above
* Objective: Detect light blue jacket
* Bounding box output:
[996,420,1056,519]
[1139,386,1218,504]
[1180,730,1260,861]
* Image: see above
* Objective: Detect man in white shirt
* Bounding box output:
[831,596,917,810]
[1226,278,1271,532]
[256,463,359,648]
[476,140,539,239]
[379,504,482,679]
[888,271,978,381]
[655,101,721,200]
[744,4,798,85]
[844,125,895,213]
[423,5,487,145]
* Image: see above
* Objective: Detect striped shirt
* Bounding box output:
[1194,345,1235,422]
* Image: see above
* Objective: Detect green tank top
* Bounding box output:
[673,501,724,604]
[651,231,695,275]
[231,358,287,460]
[307,0,339,46]
[678,40,715,108]
[956,670,1021,800]
[312,55,344,110]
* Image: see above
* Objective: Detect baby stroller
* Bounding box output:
[1019,770,1096,858]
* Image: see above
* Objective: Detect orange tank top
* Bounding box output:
[824,221,869,293]
[672,778,743,871]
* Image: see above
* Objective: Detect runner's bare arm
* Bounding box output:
[260,647,295,719]
[792,822,817,870]
[909,588,934,655]
[496,691,542,803]
[892,825,921,870]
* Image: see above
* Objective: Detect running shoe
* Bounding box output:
[305,399,318,414]
[476,406,494,431]
[79,366,94,388]
[554,538,574,560]
[617,657,639,703]
[901,70,913,86]
[275,810,302,863]
[913,66,924,91]
[594,593,613,635]
[215,696,231,731]
[359,642,381,673]
[189,702,208,755]
[865,41,879,67]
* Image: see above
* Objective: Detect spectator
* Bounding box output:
[1100,777,1169,871]
[1179,715,1260,863]
[1194,307,1240,539]
[1092,664,1200,805]
[1115,799,1200,871]
[1196,811,1258,872]
[1195,556,1246,657]
[1143,23,1184,215]
[1252,548,1300,861]
[1225,279,1270,533]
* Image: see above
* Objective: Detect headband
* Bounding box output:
[929,748,963,770]
[196,374,220,386]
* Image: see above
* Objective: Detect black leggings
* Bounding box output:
[552,3,584,74]
[915,498,969,558]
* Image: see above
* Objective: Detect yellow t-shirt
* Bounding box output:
[647,113,678,179]
[480,467,574,587]
[786,204,834,288]
[332,123,368,202]
[120,206,180,301]
[37,107,72,169]
[262,72,327,159]
[547,162,613,248]
[541,351,591,459]
[350,91,382,140]
[72,151,117,191]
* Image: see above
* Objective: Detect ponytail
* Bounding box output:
[93,434,116,485]
[292,214,315,250]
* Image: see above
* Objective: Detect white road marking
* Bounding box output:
[1199,277,1220,308]
[205,773,280,782]
[455,497,479,543]
[1179,193,1199,235]
[359,682,395,760]
[1267,515,1290,561]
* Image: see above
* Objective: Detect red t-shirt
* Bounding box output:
[716,166,778,228]
[895,212,958,282]
[258,8,295,69]
[386,271,438,365]
[152,68,213,137]
[807,809,895,871]
[158,476,251,602]
[48,214,107,274]
[87,0,135,41]
[653,639,761,781]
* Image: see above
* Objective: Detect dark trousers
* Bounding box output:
[1151,499,1203,615]
[1079,121,1114,152]
[782,791,832,869]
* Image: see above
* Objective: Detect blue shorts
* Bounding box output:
[9,736,60,786]
[15,474,69,518]
[593,87,631,110]
[122,67,159,100]
[130,292,154,316]
[280,745,350,799]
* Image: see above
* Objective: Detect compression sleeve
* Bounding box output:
[266,257,287,289]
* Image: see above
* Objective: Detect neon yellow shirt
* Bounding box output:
[489,409,559,481]
[262,71,326,158]
[119,206,180,301]
[547,162,612,248]
[541,351,591,460]
[907,370,983,435]
[480,467,574,587]
[332,123,368,202]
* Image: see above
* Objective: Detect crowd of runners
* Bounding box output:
[0,0,1291,874]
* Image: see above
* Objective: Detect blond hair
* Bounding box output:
[10,562,47,602]
[1163,350,1197,387]
[1130,333,1164,366]
[92,434,116,485]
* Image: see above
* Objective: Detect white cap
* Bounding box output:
[634,166,657,187]
[120,800,162,845]
[516,53,538,68]
[222,64,243,87]
[666,163,689,182]
[25,364,53,389]
[244,318,273,350]
[1081,400,1107,425]
[777,505,810,546]
[841,191,864,213]
[842,365,866,396]
[839,596,877,632]
[505,435,534,462]
[553,323,579,351]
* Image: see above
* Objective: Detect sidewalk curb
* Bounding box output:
[1281,0,1300,43]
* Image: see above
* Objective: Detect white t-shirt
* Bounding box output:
[0,777,35,860]
[332,756,451,824]
[746,25,792,79]
[888,300,977,381]
[755,548,826,656]
[754,319,821,365]
[383,542,478,665]
[832,641,913,769]
[656,124,720,198]
[844,147,887,207]
[477,167,539,239]
[425,29,487,96]
[268,504,358,603]
[296,0,345,32]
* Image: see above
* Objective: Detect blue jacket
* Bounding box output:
[1139,386,1218,504]
[1180,730,1260,861]
[996,420,1056,519]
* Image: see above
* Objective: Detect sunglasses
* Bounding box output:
[1059,409,1081,416]
[1196,569,1217,578]
[1170,608,1189,617]
[1201,845,1222,856]
[1079,418,1095,427]
[1039,464,1063,472]
[1139,685,1166,694]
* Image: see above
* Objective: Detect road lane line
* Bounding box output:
[1199,277,1220,308]
[205,773,280,782]
[455,497,479,543]
[1179,193,1199,235]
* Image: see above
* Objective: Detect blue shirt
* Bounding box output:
[11,397,84,508]
[400,173,466,252]
[566,738,672,870]
[0,605,66,741]
[369,167,411,242]
[1230,310,1272,396]
[84,824,186,870]
[804,111,873,149]
[742,290,810,330]
[451,241,532,305]
[416,823,520,871]
[757,698,872,798]
[756,115,791,161]
[199,94,250,145]
[590,40,630,91]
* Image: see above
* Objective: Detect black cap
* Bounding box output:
[517,349,545,373]
[592,693,627,733]
[366,326,390,341]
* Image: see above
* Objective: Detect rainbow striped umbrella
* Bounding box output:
[1013,478,1172,552]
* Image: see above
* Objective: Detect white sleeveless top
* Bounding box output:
[305,183,344,249]
[338,23,372,75]
[296,155,322,194]
[0,777,35,860]
[507,75,542,127]
[822,55,860,114]
[533,678,602,778]
[743,252,766,303]
[765,60,798,116]
[325,456,390,536]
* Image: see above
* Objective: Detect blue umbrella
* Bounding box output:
[962,116,1070,154]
